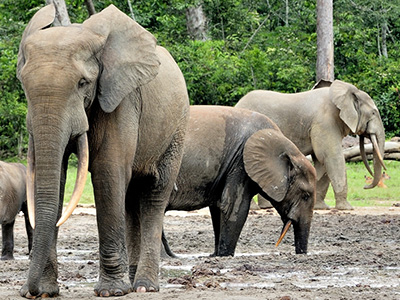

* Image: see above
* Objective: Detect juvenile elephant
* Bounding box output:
[164,106,316,257]
[0,161,33,260]
[17,4,189,297]
[236,80,386,210]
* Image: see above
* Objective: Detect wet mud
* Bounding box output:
[0,206,399,299]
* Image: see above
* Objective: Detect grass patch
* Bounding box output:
[65,165,94,205]
[325,160,400,207]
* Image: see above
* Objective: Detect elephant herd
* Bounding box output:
[0,3,386,298]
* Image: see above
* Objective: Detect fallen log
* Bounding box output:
[344,142,400,162]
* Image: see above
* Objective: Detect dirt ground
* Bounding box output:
[1,205,399,300]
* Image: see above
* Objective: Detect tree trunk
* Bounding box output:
[84,0,96,16]
[186,4,208,41]
[46,0,71,26]
[285,0,289,27]
[316,0,334,82]
[381,21,388,58]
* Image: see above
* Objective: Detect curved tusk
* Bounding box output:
[27,136,36,229]
[360,136,373,176]
[370,134,387,171]
[56,133,89,227]
[275,220,292,247]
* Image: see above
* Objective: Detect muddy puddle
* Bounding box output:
[1,207,399,299]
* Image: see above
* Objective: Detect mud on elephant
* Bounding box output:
[164,106,316,257]
[17,4,189,298]
[0,161,33,260]
[236,80,386,210]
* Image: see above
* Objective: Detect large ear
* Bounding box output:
[244,129,294,202]
[82,5,160,113]
[17,4,56,80]
[330,80,359,133]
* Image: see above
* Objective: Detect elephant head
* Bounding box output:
[17,4,160,295]
[329,80,386,189]
[244,129,316,254]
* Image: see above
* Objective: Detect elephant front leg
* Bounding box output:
[1,221,15,260]
[92,168,132,297]
[323,155,353,210]
[217,181,253,256]
[126,189,166,293]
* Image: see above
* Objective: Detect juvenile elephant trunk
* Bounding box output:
[293,220,311,254]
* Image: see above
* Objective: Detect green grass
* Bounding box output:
[325,160,400,207]
[14,159,400,208]
[65,166,94,205]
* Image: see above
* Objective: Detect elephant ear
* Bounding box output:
[244,129,294,202]
[17,4,56,80]
[330,80,359,133]
[82,5,160,113]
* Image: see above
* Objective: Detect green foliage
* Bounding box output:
[1,0,400,159]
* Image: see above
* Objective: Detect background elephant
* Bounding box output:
[17,4,189,298]
[164,106,316,257]
[0,161,33,260]
[236,80,386,210]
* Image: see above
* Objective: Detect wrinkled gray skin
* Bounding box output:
[165,106,316,257]
[0,161,33,260]
[236,80,386,210]
[17,4,189,298]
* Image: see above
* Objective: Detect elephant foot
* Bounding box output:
[1,254,14,260]
[94,278,132,297]
[335,201,354,210]
[313,201,331,210]
[133,279,159,293]
[20,281,59,299]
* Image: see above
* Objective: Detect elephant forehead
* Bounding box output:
[24,26,102,60]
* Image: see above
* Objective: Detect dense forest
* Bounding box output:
[1,0,400,158]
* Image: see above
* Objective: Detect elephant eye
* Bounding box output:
[78,78,89,88]
[302,192,310,201]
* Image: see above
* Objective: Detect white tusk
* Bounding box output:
[56,134,89,227]
[371,134,387,170]
[27,136,36,229]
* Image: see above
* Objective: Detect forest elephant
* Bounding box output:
[164,106,316,257]
[0,161,33,260]
[17,4,189,298]
[236,80,386,210]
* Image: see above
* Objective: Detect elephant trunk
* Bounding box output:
[293,219,311,254]
[26,123,88,296]
[27,127,66,295]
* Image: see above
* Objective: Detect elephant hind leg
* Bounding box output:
[209,205,221,257]
[1,221,15,260]
[314,173,331,210]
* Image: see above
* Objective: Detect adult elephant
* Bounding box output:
[164,106,316,257]
[17,4,189,298]
[236,80,386,210]
[0,161,33,260]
